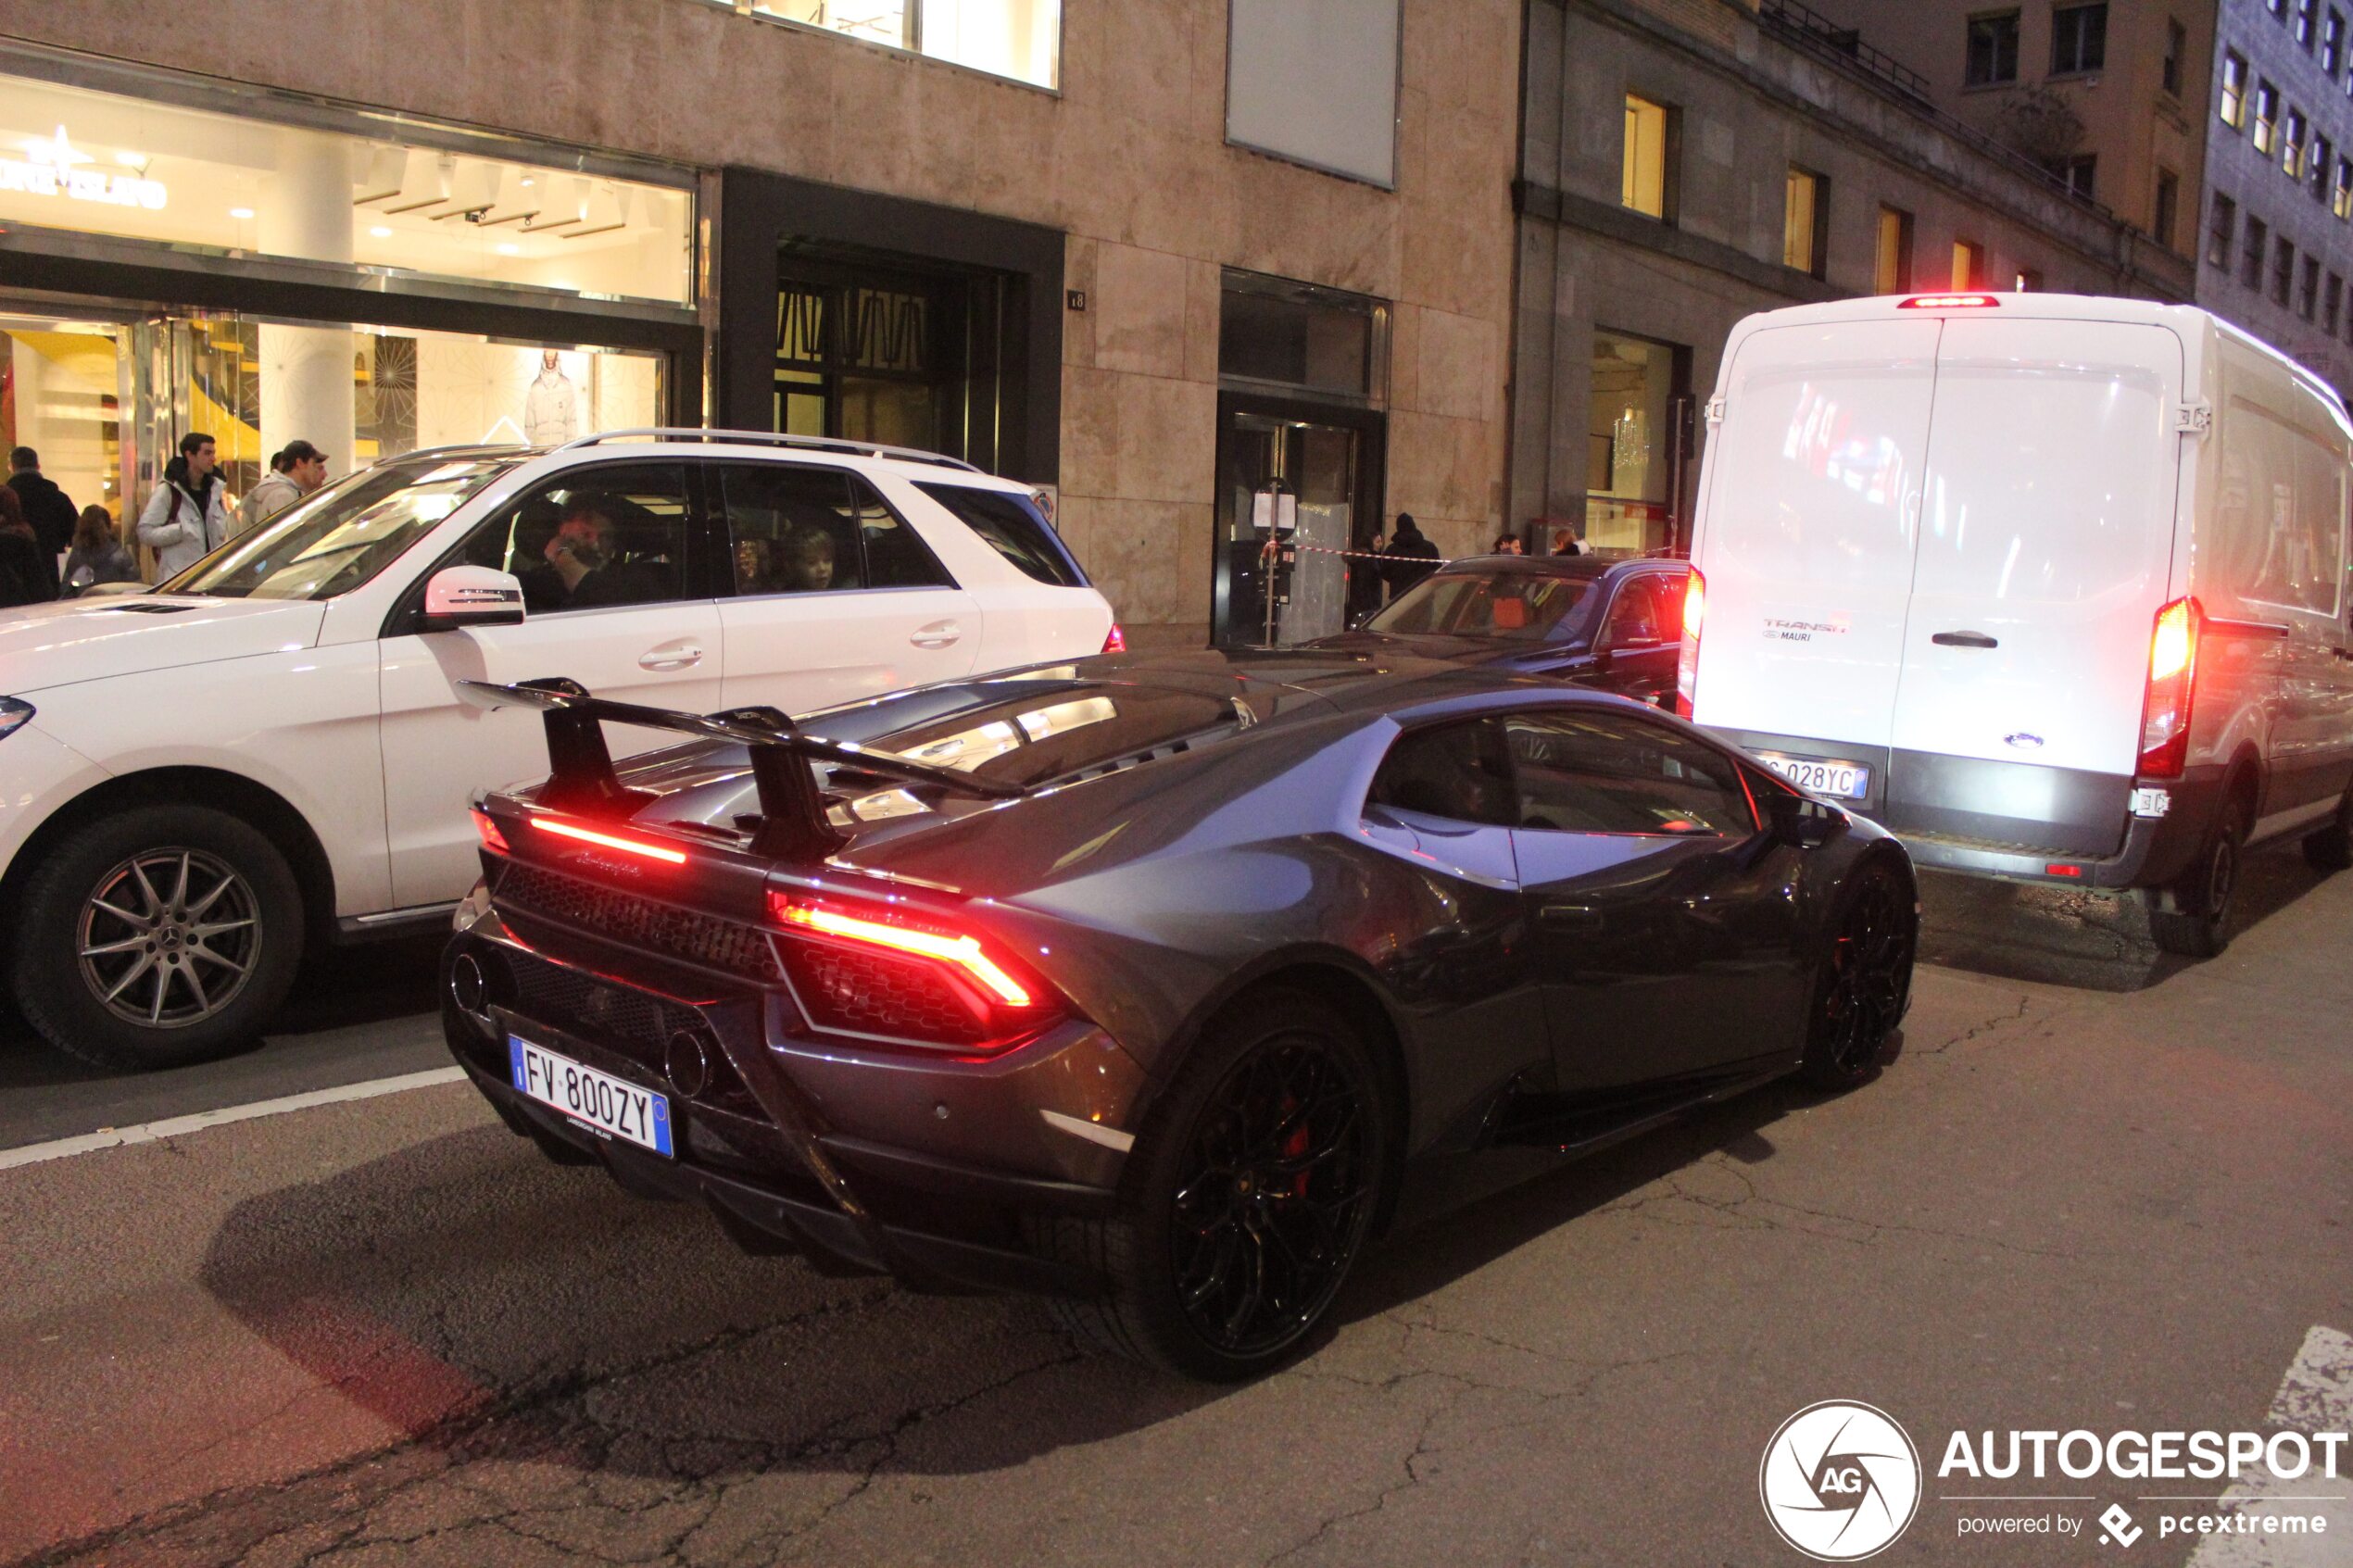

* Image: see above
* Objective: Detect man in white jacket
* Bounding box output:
[136,433,231,582]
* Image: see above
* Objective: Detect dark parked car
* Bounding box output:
[1321,553,1693,707]
[443,649,1915,1379]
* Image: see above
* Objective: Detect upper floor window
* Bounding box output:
[2336,155,2353,217]
[2273,234,2297,307]
[717,0,1063,89]
[1953,238,1986,289]
[2313,135,2335,200]
[1622,94,1674,220]
[2015,267,2045,291]
[2328,272,2345,334]
[2208,192,2239,267]
[1876,206,1915,294]
[2051,3,2108,74]
[2222,51,2250,126]
[2284,107,2310,177]
[1784,166,1827,277]
[2255,80,2283,153]
[2163,18,2188,94]
[2326,8,2347,73]
[2058,153,2098,199]
[2156,168,2181,247]
[2301,255,2322,319]
[2242,215,2269,289]
[1968,12,2021,85]
[2297,0,2321,50]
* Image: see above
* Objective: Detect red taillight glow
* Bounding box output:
[1102,621,1127,654]
[2138,596,2203,779]
[471,808,510,856]
[529,817,688,865]
[771,897,1035,1008]
[1897,294,2001,309]
[1674,568,1706,719]
[2045,863,2084,879]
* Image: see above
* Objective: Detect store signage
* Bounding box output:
[0,126,167,211]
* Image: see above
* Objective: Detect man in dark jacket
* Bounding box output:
[7,446,73,599]
[1380,511,1441,600]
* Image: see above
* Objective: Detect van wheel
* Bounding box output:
[10,805,305,1072]
[1033,991,1388,1380]
[2300,788,2352,873]
[2152,798,2248,960]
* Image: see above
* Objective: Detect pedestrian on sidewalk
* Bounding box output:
[136,433,230,581]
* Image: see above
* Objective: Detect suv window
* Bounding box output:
[720,464,955,596]
[451,462,691,615]
[1502,710,1755,836]
[916,483,1085,587]
[1601,574,1675,646]
[1367,720,1519,826]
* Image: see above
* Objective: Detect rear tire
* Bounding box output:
[1796,859,1914,1091]
[2152,797,2248,960]
[10,805,305,1072]
[1037,990,1390,1380]
[2301,786,2352,873]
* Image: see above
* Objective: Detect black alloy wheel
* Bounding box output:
[1035,989,1389,1379]
[1799,861,1913,1090]
[11,803,305,1072]
[1168,1035,1375,1361]
[2152,798,2248,960]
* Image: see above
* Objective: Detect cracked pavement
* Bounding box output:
[2,852,2348,1567]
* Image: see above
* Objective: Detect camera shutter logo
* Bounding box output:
[1758,1400,1922,1561]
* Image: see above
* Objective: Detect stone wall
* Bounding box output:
[0,0,1521,648]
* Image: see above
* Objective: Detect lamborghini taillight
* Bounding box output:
[765,890,1068,1052]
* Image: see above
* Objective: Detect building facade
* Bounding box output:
[1511,0,2196,553]
[0,0,1520,650]
[2198,0,2353,397]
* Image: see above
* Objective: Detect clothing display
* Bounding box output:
[524,363,580,445]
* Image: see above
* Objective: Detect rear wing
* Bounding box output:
[456,679,1024,860]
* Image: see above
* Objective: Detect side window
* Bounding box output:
[914,482,1085,587]
[454,462,690,616]
[1367,719,1518,827]
[856,478,956,589]
[1601,575,1671,646]
[1502,710,1756,837]
[720,463,865,596]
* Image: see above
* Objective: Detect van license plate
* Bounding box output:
[1756,753,1871,800]
[510,1036,673,1158]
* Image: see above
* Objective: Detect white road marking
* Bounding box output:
[2185,1325,2353,1567]
[0,1067,468,1173]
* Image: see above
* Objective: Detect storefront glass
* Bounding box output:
[1583,330,1680,552]
[0,76,692,305]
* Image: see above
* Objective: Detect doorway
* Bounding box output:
[1212,393,1385,647]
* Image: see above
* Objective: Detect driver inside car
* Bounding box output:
[520,499,668,611]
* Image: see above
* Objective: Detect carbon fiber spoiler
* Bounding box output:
[456,678,1024,860]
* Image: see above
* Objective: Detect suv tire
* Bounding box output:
[12,804,305,1072]
[2152,797,2248,960]
[1035,989,1389,1380]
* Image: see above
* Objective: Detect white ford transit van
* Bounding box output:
[1680,294,2353,957]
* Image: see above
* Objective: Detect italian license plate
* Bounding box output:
[1756,752,1872,800]
[510,1036,673,1158]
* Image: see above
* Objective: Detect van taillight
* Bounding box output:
[2138,596,2203,779]
[1674,569,1706,719]
[765,890,1068,1053]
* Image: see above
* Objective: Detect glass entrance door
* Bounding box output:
[1213,407,1372,647]
[0,312,132,530]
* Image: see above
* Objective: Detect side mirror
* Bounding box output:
[1765,786,1846,849]
[420,565,525,633]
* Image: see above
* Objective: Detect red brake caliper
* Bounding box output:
[1281,1097,1312,1198]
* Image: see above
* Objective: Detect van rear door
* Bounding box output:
[1691,318,1943,785]
[1884,318,2183,856]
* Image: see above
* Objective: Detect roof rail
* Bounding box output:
[552,427,984,472]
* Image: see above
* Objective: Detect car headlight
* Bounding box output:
[0,697,31,741]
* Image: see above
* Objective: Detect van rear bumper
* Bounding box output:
[1894,766,2221,891]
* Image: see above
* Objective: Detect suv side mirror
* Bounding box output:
[420,565,526,633]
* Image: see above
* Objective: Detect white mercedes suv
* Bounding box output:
[0,431,1116,1070]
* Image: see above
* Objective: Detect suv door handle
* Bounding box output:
[638,642,704,671]
[1931,631,1999,648]
[911,621,963,649]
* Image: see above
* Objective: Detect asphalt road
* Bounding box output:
[1,854,2349,1567]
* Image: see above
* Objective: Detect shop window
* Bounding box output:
[2164,17,2188,94]
[2051,3,2108,74]
[1875,206,1915,294]
[2221,51,2249,128]
[1217,270,1383,401]
[2255,81,2281,154]
[0,76,691,307]
[1587,331,1682,553]
[1782,167,1826,277]
[2209,192,2238,266]
[724,0,1062,88]
[1952,238,1986,290]
[1621,94,1675,220]
[2155,169,2181,248]
[2243,215,2270,288]
[1967,12,2020,86]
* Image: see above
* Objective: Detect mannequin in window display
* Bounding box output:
[524,349,580,445]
